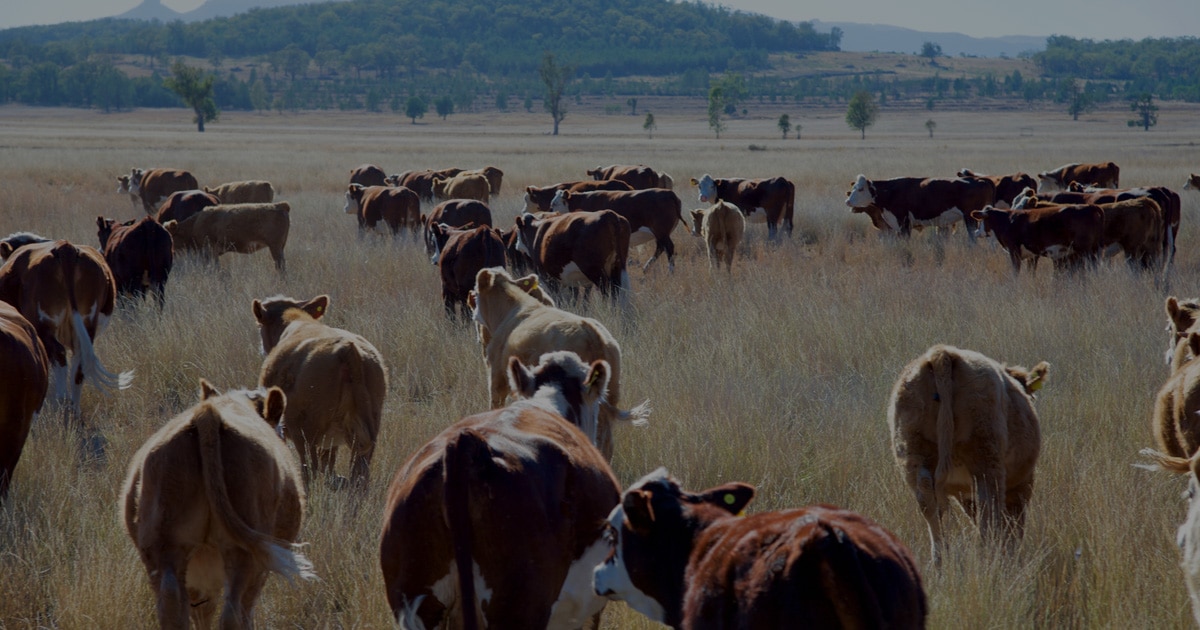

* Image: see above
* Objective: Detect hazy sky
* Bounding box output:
[4,0,1197,41]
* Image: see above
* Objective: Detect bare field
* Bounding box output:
[2,102,1200,628]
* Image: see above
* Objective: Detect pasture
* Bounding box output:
[1,100,1199,627]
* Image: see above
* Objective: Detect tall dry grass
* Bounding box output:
[1,102,1199,628]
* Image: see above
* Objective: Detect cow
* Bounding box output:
[889,345,1048,564]
[116,174,140,210]
[421,199,493,257]
[350,163,387,187]
[1097,198,1165,270]
[956,168,1039,208]
[204,180,275,204]
[514,210,631,304]
[344,184,421,240]
[471,268,649,461]
[0,236,133,416]
[1036,161,1120,191]
[692,174,795,240]
[254,294,387,488]
[155,189,220,224]
[128,168,200,215]
[430,224,507,318]
[1152,331,1200,460]
[387,168,462,202]
[593,468,928,629]
[432,172,491,203]
[524,180,634,213]
[121,379,315,628]
[0,301,49,501]
[468,165,504,196]
[1139,447,1200,627]
[380,351,621,629]
[846,175,995,242]
[1167,296,1200,365]
[164,202,290,274]
[96,216,173,307]
[971,204,1104,274]
[1186,174,1200,191]
[586,164,664,190]
[689,201,745,273]
[550,188,690,272]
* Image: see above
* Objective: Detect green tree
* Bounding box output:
[524,95,534,112]
[925,118,937,138]
[435,95,454,120]
[921,41,943,64]
[405,95,427,123]
[845,90,878,139]
[249,79,269,112]
[163,60,218,132]
[280,45,310,81]
[495,90,508,111]
[627,97,637,115]
[777,113,791,139]
[707,86,726,138]
[540,51,573,136]
[1065,79,1096,121]
[1128,93,1158,131]
[643,111,656,138]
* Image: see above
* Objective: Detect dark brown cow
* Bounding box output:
[344,184,421,240]
[846,175,995,241]
[1036,161,1120,191]
[972,204,1104,273]
[515,210,631,304]
[0,301,49,501]
[421,199,493,256]
[0,237,133,415]
[430,224,507,318]
[349,163,387,188]
[380,351,620,629]
[593,469,928,630]
[129,168,200,215]
[524,180,634,213]
[550,188,690,272]
[155,189,220,224]
[586,164,662,190]
[957,168,1038,208]
[96,216,174,306]
[387,168,463,202]
[692,174,796,239]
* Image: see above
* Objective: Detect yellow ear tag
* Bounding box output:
[724,493,736,505]
[1028,379,1043,392]
[586,370,599,386]
[528,278,539,291]
[316,305,324,314]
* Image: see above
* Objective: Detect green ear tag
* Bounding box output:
[724,493,736,506]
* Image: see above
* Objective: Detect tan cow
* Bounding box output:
[254,295,387,488]
[689,201,745,272]
[164,202,290,273]
[121,380,315,628]
[1153,332,1200,460]
[471,268,648,460]
[465,165,504,196]
[889,345,1048,564]
[1139,447,1200,626]
[204,180,276,204]
[0,301,49,501]
[432,172,491,202]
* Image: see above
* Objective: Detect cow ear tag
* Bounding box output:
[316,305,324,314]
[1028,379,1043,393]
[726,493,747,515]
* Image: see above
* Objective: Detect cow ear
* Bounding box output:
[163,220,177,231]
[1189,333,1200,359]
[0,242,12,259]
[199,378,219,400]
[698,482,755,516]
[252,299,266,323]
[1167,297,1182,322]
[507,356,537,398]
[1026,362,1050,393]
[689,177,699,186]
[690,209,703,220]
[304,295,329,319]
[476,268,495,292]
[263,387,286,426]
[584,360,611,399]
[466,290,477,310]
[96,216,106,229]
[623,489,656,534]
[419,213,427,225]
[517,274,540,294]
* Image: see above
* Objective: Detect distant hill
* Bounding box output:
[812,20,1046,58]
[116,0,336,23]
[116,0,184,22]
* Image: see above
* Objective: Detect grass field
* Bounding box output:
[2,98,1200,628]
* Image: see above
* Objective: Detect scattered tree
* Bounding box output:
[539,51,574,136]
[794,123,801,139]
[777,113,791,139]
[405,95,427,123]
[707,86,726,138]
[279,44,310,81]
[1128,93,1158,131]
[643,112,656,138]
[249,79,269,112]
[627,97,638,115]
[495,90,508,111]
[845,90,878,139]
[435,95,454,120]
[1065,79,1096,121]
[925,118,937,138]
[921,41,943,64]
[524,95,534,112]
[163,60,218,132]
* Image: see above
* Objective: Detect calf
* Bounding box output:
[0,302,49,501]
[957,168,1038,208]
[254,295,387,487]
[344,184,421,240]
[204,180,275,204]
[422,199,493,256]
[164,202,290,273]
[1140,447,1200,626]
[524,179,633,213]
[692,174,795,239]
[515,210,631,304]
[972,204,1104,274]
[593,469,928,629]
[129,168,200,215]
[889,345,1048,563]
[550,188,690,272]
[96,216,173,307]
[431,224,507,318]
[1036,161,1119,191]
[689,201,745,273]
[121,380,315,628]
[432,172,491,202]
[349,163,387,187]
[846,175,995,242]
[155,189,220,224]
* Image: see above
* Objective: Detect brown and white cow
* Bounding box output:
[344,184,421,240]
[96,216,173,307]
[430,224,507,318]
[116,174,140,210]
[386,168,462,202]
[1139,446,1200,626]
[128,168,200,215]
[432,172,491,203]
[1167,296,1200,364]
[692,174,795,240]
[0,301,49,501]
[380,351,621,629]
[350,163,387,188]
[155,189,220,224]
[586,164,665,190]
[164,202,290,273]
[846,175,995,241]
[472,268,649,460]
[689,201,745,273]
[550,188,690,272]
[204,180,276,204]
[514,210,631,304]
[1036,161,1120,191]
[254,295,387,488]
[422,199,494,256]
[1185,174,1200,191]
[524,180,634,213]
[1152,331,1200,460]
[121,380,315,628]
[889,345,1048,564]
[956,168,1039,208]
[972,204,1104,273]
[0,236,132,415]
[593,468,928,629]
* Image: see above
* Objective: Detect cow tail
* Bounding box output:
[57,243,132,393]
[814,519,888,629]
[1139,447,1192,475]
[443,429,490,630]
[930,349,955,507]
[194,405,316,584]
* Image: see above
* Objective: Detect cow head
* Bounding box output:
[129,168,146,195]
[593,468,755,626]
[116,175,131,194]
[344,183,366,215]
[431,176,448,199]
[428,223,469,265]
[1036,171,1061,192]
[523,187,544,213]
[96,217,117,250]
[384,174,401,187]
[514,214,541,257]
[473,268,546,331]
[1166,297,1200,367]
[845,174,876,208]
[549,190,571,213]
[586,167,604,180]
[957,168,979,178]
[0,232,53,260]
[252,294,330,355]
[690,174,717,203]
[1005,361,1050,397]
[970,207,1012,244]
[199,379,288,437]
[509,351,610,443]
[1011,188,1039,210]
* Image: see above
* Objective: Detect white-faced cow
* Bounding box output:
[514,210,632,304]
[973,204,1105,274]
[524,180,634,213]
[344,184,421,240]
[846,175,995,241]
[1185,174,1200,191]
[691,174,795,240]
[0,301,49,501]
[1036,161,1120,191]
[128,168,200,215]
[550,188,689,272]
[956,168,1038,208]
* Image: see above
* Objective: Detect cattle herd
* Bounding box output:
[2,159,1200,628]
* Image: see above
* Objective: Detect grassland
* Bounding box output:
[1,98,1199,628]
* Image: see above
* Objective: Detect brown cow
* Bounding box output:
[550,188,690,272]
[430,224,507,318]
[421,199,494,256]
[1152,332,1200,460]
[972,204,1104,274]
[957,168,1038,208]
[129,168,200,214]
[204,180,275,204]
[155,189,220,224]
[514,210,631,304]
[380,351,620,629]
[344,184,421,240]
[467,165,504,196]
[432,172,491,202]
[349,163,387,187]
[0,301,49,501]
[1139,446,1200,626]
[693,174,796,239]
[689,201,745,273]
[254,295,387,488]
[1167,296,1200,364]
[524,180,634,213]
[386,168,462,201]
[1036,161,1120,191]
[96,216,174,307]
[121,380,315,628]
[586,164,664,190]
[846,175,995,242]
[1097,198,1165,270]
[0,236,132,415]
[593,468,928,629]
[889,345,1048,564]
[1185,174,1200,191]
[164,202,290,273]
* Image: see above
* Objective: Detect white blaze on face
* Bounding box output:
[592,504,666,624]
[696,174,717,203]
[344,192,359,215]
[550,190,569,213]
[845,175,874,208]
[516,216,536,256]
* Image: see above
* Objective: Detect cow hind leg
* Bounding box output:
[220,549,261,629]
[153,557,190,630]
[270,247,286,275]
[1005,481,1034,543]
[909,464,945,565]
[973,470,1006,547]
